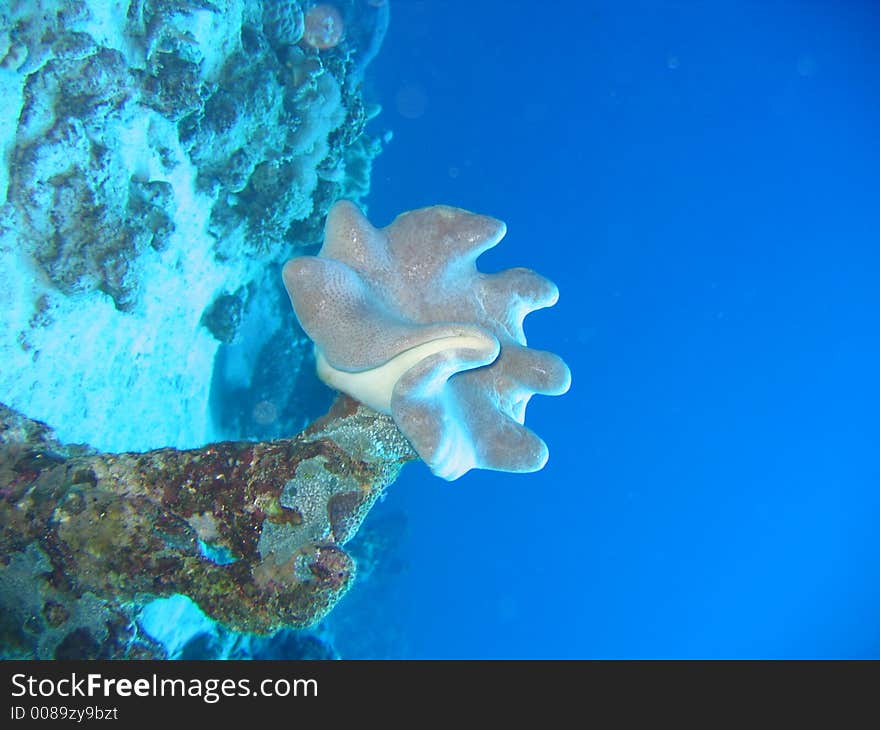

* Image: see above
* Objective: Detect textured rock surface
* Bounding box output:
[0,0,388,452]
[0,396,415,659]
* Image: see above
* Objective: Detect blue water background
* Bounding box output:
[353,0,880,658]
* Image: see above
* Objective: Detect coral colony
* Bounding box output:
[302,4,346,50]
[0,1,569,658]
[0,398,413,658]
[0,0,388,452]
[284,201,571,480]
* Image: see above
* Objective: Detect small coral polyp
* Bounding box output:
[283,201,572,481]
[302,4,345,50]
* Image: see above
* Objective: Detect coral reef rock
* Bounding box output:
[0,0,388,452]
[0,396,414,659]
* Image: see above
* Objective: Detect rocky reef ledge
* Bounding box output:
[0,0,389,453]
[0,397,414,659]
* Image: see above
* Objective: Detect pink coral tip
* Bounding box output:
[302,4,345,50]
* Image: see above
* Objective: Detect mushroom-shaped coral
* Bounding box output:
[282,201,571,480]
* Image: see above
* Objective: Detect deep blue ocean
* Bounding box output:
[340,0,880,658]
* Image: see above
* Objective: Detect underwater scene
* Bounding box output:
[0,0,877,659]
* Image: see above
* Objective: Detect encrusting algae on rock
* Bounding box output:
[0,397,414,659]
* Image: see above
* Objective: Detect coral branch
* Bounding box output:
[0,398,414,659]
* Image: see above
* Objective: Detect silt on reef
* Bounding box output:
[0,397,415,659]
